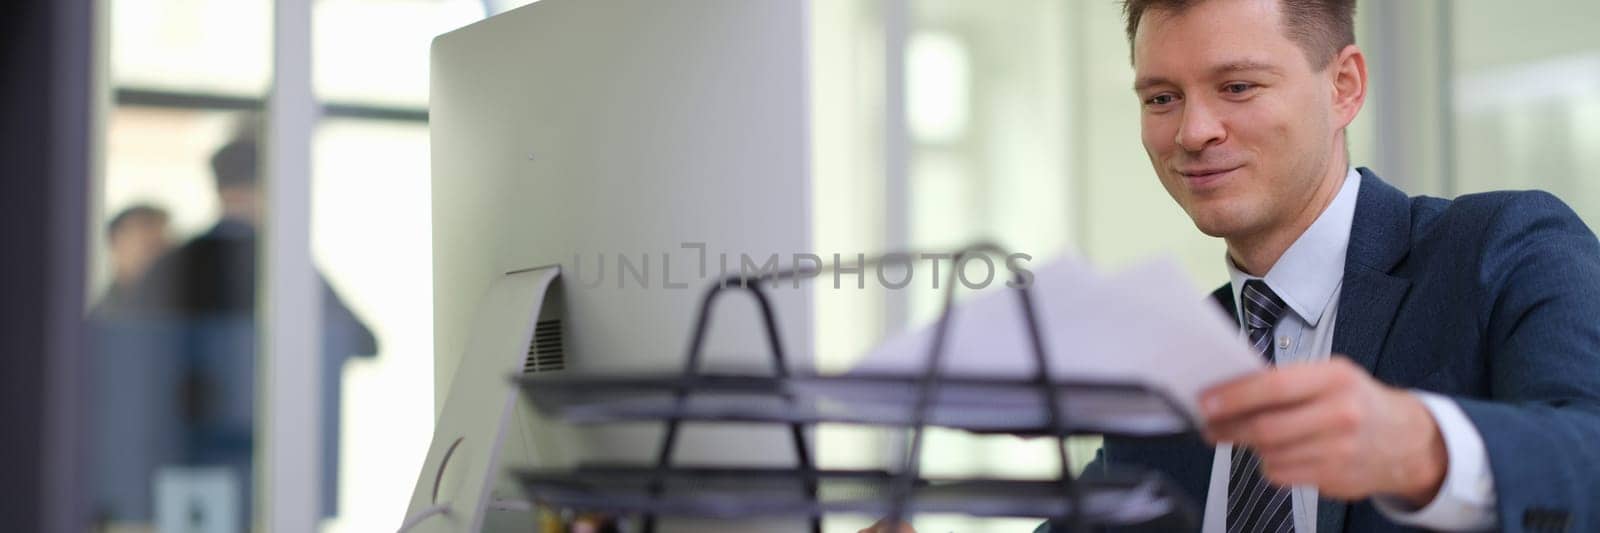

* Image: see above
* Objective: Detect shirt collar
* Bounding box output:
[1227,167,1360,327]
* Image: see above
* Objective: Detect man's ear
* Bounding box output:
[1330,44,1367,130]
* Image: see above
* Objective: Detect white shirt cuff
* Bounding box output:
[1371,391,1497,531]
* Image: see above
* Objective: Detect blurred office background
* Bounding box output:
[5,0,1598,532]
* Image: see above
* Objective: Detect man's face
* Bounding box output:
[110,216,170,284]
[1133,0,1342,240]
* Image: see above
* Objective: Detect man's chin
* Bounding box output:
[1185,209,1253,239]
[1192,221,1234,238]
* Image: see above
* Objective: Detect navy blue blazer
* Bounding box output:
[1053,168,1600,532]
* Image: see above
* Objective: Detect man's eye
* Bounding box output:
[1224,83,1255,94]
[1145,94,1176,106]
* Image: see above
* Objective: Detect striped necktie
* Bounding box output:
[1227,279,1295,533]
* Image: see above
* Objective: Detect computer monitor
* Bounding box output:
[407,0,816,530]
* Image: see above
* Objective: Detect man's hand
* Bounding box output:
[1201,357,1447,506]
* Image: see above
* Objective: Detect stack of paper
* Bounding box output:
[849,254,1262,426]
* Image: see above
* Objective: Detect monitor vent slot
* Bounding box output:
[524,319,566,373]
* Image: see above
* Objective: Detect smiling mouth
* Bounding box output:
[1179,166,1241,187]
[1181,167,1239,178]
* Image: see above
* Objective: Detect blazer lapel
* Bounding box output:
[1320,168,1415,533]
[1333,169,1414,380]
[1332,269,1410,375]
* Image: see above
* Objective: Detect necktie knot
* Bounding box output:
[1241,279,1287,330]
[1240,280,1287,363]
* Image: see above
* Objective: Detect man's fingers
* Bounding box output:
[1208,392,1359,449]
[1201,359,1357,424]
[1258,445,1365,498]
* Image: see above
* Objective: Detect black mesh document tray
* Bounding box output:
[514,464,1195,526]
[507,246,1201,532]
[517,373,1196,437]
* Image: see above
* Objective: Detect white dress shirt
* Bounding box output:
[1198,168,1497,532]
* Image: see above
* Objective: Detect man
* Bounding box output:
[87,203,174,524]
[1069,0,1600,531]
[129,134,378,519]
[93,203,171,317]
[870,0,1600,531]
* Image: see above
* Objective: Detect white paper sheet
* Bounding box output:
[849,254,1263,426]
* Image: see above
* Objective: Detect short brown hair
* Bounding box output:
[1123,0,1356,68]
[210,137,258,189]
[106,204,169,239]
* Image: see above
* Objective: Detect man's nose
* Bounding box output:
[1175,101,1226,152]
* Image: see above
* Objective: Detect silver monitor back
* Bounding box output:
[426,0,814,529]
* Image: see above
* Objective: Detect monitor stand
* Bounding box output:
[401,266,564,533]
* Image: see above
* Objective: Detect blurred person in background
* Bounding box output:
[132,133,270,315]
[93,203,171,318]
[89,202,182,530]
[120,131,378,521]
